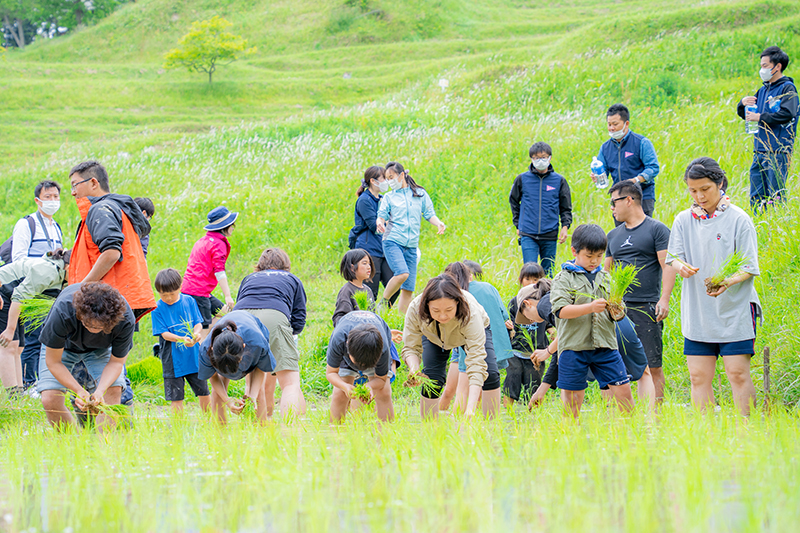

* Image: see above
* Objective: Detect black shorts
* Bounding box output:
[0,295,25,347]
[626,302,663,368]
[420,327,501,399]
[185,294,224,327]
[164,373,210,402]
[502,357,542,401]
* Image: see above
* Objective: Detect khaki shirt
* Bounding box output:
[550,269,619,354]
[402,291,490,388]
[0,256,67,302]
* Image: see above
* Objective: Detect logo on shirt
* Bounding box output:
[717,233,722,240]
[621,236,633,248]
[546,185,556,191]
[625,151,634,158]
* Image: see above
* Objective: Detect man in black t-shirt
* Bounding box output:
[37,282,135,429]
[605,181,675,402]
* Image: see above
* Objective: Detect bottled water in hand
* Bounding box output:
[745,104,758,134]
[591,157,609,189]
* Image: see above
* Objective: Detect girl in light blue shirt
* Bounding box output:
[376,162,446,312]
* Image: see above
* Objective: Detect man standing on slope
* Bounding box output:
[737,46,798,210]
[592,104,660,225]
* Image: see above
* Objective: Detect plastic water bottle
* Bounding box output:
[591,157,608,189]
[745,104,758,134]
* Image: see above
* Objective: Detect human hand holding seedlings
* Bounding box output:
[528,383,550,411]
[590,298,608,314]
[505,319,514,330]
[375,217,386,234]
[706,272,752,298]
[531,348,551,364]
[228,397,246,415]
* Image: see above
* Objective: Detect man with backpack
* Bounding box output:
[2,180,65,393]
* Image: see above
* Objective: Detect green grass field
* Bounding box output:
[2,0,800,530]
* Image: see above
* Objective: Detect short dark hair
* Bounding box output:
[346,323,383,370]
[528,142,553,158]
[608,180,643,204]
[35,180,61,198]
[443,262,471,290]
[761,46,790,72]
[255,248,291,272]
[340,249,374,282]
[607,104,630,123]
[69,161,110,192]
[155,268,182,293]
[571,224,607,254]
[207,322,244,375]
[72,282,127,334]
[683,156,728,191]
[134,197,155,218]
[418,275,471,325]
[462,260,483,280]
[518,262,545,284]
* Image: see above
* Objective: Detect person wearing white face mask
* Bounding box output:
[737,46,798,210]
[509,142,573,276]
[591,104,660,225]
[349,166,398,305]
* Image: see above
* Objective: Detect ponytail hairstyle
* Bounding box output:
[683,157,728,192]
[443,261,471,290]
[418,275,471,325]
[385,161,424,198]
[207,322,245,375]
[462,260,483,280]
[356,166,385,197]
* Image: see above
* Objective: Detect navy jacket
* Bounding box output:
[509,165,572,240]
[234,270,307,335]
[350,191,384,258]
[599,132,659,201]
[737,76,798,154]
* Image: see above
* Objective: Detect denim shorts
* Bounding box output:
[36,345,126,393]
[382,240,418,292]
[557,348,630,391]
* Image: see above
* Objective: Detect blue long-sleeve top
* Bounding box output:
[377,186,436,249]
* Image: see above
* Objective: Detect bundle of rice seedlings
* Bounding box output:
[705,252,749,293]
[352,383,372,403]
[519,328,540,370]
[19,296,55,333]
[180,319,199,347]
[606,263,641,316]
[240,396,258,421]
[352,290,373,312]
[404,372,441,396]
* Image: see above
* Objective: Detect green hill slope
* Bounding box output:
[2,0,800,402]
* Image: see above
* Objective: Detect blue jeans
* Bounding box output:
[382,240,418,292]
[749,152,789,208]
[519,237,557,276]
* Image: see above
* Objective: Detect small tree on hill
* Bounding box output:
[164,16,255,84]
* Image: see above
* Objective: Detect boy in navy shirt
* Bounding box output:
[151,268,210,413]
[509,142,572,275]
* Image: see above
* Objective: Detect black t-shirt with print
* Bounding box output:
[605,217,670,303]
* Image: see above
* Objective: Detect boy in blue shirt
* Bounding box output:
[151,268,210,413]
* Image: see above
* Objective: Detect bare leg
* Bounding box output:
[370,377,395,422]
[636,367,656,412]
[0,341,21,388]
[210,376,230,424]
[330,375,355,423]
[14,345,23,386]
[198,395,211,412]
[481,388,501,418]
[650,366,666,404]
[453,371,470,414]
[263,373,277,417]
[276,370,306,418]
[95,386,122,431]
[397,290,414,314]
[438,362,460,411]
[41,390,74,428]
[609,383,634,413]
[686,356,716,412]
[171,400,185,413]
[561,389,585,419]
[382,273,409,302]
[198,327,212,344]
[421,397,439,420]
[722,355,756,416]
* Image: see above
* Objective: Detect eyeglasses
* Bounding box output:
[609,196,630,207]
[70,177,93,191]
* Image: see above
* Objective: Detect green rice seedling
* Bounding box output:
[352,290,372,312]
[404,372,441,396]
[18,296,55,333]
[351,383,372,404]
[519,327,540,370]
[705,251,749,293]
[667,252,699,274]
[180,318,199,347]
[127,357,163,386]
[606,263,642,316]
[240,396,258,421]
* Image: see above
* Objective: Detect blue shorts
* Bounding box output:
[557,348,630,391]
[683,338,755,357]
[382,240,417,292]
[36,345,126,393]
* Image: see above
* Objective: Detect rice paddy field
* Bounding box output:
[2,0,800,531]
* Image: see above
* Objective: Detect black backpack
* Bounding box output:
[0,216,35,264]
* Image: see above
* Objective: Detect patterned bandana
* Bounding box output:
[691,190,731,220]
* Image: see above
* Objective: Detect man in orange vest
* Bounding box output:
[68,161,156,321]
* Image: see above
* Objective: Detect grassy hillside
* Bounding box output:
[2,0,800,403]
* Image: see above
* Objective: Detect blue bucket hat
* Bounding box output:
[204,206,239,231]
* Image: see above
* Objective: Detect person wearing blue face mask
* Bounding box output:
[737,46,798,211]
[509,141,573,276]
[349,166,397,305]
[591,104,660,225]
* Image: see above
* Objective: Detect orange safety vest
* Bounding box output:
[69,197,156,318]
